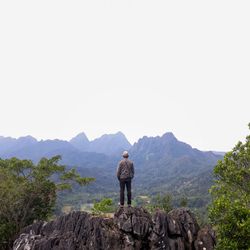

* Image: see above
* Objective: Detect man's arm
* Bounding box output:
[117,162,122,180]
[131,162,134,178]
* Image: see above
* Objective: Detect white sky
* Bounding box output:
[0,0,249,151]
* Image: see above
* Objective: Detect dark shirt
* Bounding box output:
[117,159,134,180]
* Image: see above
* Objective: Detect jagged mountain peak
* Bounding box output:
[69,132,90,152]
[70,132,89,142]
[161,132,177,141]
[130,131,220,169]
[134,132,178,148]
[89,131,131,155]
[68,131,131,155]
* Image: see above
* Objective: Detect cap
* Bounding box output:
[122,151,129,158]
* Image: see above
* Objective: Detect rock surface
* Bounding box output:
[13,207,215,250]
[194,226,216,250]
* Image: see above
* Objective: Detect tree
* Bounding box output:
[147,193,173,213]
[0,156,94,249]
[179,196,188,207]
[91,198,114,215]
[209,124,250,250]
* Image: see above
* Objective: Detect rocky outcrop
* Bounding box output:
[13,207,215,250]
[194,226,216,250]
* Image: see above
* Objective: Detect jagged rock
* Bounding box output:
[13,212,122,250]
[149,208,200,250]
[13,207,215,250]
[194,226,216,250]
[168,208,200,249]
[114,207,153,249]
[114,207,153,237]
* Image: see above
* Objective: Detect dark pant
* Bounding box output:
[119,178,132,205]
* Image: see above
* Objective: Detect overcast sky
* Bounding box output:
[0,1,249,151]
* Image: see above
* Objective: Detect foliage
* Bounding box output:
[132,195,150,207]
[209,124,250,250]
[0,156,94,249]
[91,198,114,215]
[146,193,173,213]
[179,196,188,207]
[193,207,209,227]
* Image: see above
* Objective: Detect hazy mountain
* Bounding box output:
[0,131,220,174]
[127,132,221,196]
[212,151,226,156]
[69,131,131,156]
[69,132,90,152]
[0,131,222,209]
[0,131,131,160]
[0,137,111,167]
[88,132,131,155]
[0,135,37,156]
[72,132,222,210]
[130,132,219,169]
[0,136,17,154]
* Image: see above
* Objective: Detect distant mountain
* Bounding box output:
[123,132,221,195]
[0,137,111,167]
[0,131,222,210]
[212,151,226,156]
[69,131,131,156]
[70,132,90,152]
[0,131,131,161]
[0,135,37,157]
[73,132,222,209]
[130,132,219,169]
[88,132,131,155]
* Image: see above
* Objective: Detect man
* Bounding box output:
[117,151,134,207]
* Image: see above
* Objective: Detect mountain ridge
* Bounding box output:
[0,131,222,211]
[0,131,131,158]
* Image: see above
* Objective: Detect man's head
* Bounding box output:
[122,151,129,158]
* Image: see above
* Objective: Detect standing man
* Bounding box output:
[117,151,134,208]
